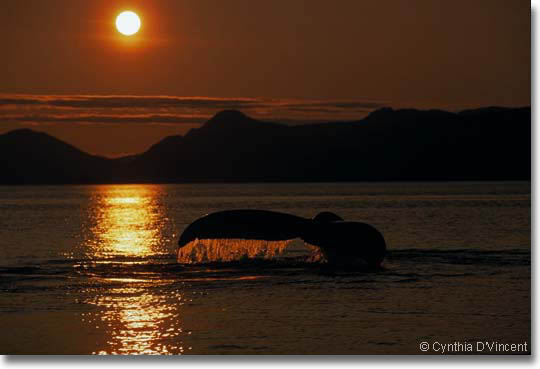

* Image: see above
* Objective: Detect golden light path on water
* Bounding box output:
[87,185,166,258]
[82,185,188,355]
[87,285,187,355]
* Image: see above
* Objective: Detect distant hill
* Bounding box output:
[0,129,114,184]
[0,107,531,184]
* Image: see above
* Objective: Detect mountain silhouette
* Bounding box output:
[0,129,113,184]
[0,107,531,184]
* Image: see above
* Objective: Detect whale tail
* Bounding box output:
[177,209,386,268]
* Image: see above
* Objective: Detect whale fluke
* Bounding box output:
[177,209,386,268]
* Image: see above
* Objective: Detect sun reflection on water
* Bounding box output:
[87,285,187,355]
[81,185,187,355]
[86,185,170,258]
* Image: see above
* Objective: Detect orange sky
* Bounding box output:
[0,0,530,157]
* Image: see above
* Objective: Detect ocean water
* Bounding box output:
[0,182,530,355]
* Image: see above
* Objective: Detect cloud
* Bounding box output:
[3,114,207,125]
[285,101,384,110]
[0,95,268,109]
[0,98,43,106]
[0,94,388,125]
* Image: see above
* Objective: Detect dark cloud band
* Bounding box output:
[0,95,387,125]
[4,114,208,124]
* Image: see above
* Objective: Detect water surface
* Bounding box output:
[0,182,530,354]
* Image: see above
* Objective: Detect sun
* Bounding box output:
[116,11,141,36]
